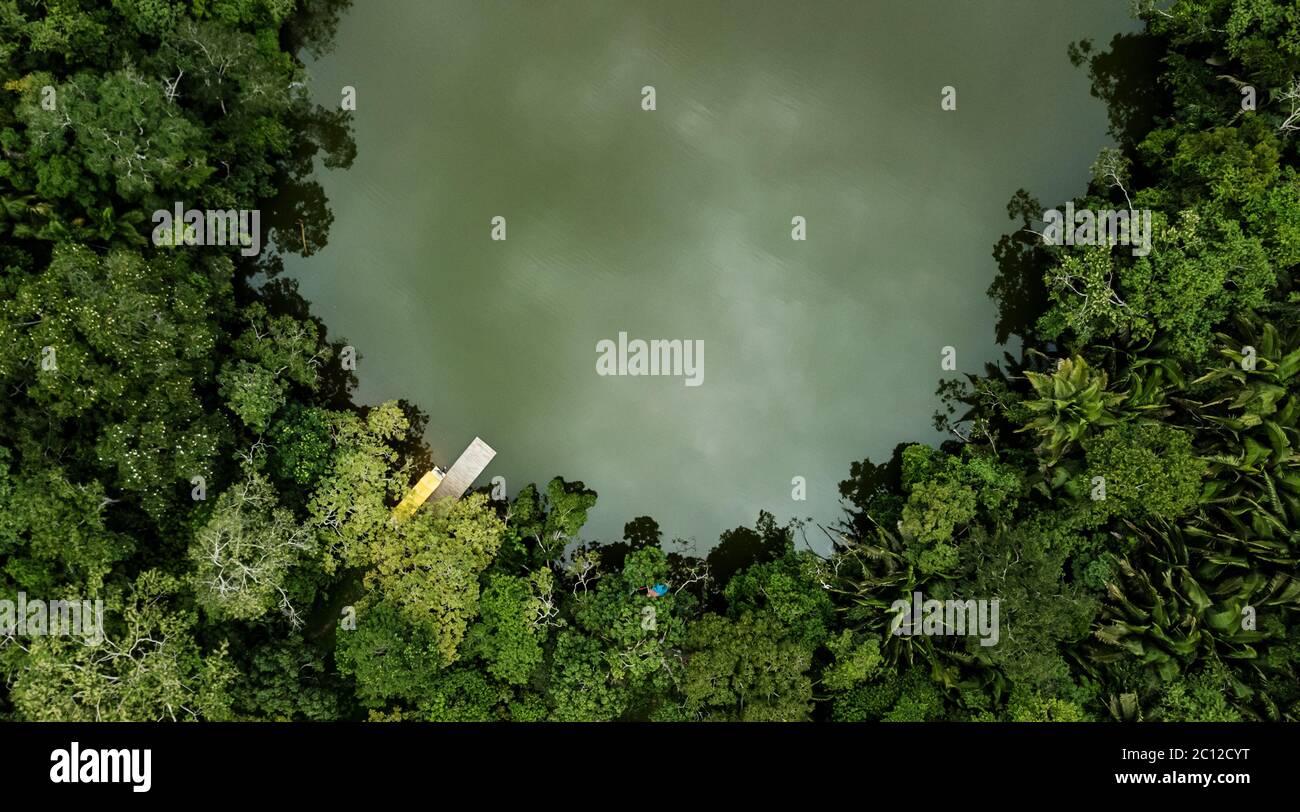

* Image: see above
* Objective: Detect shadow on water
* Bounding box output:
[260,102,355,263]
[285,0,355,60]
[261,0,358,267]
[1069,33,1169,156]
[254,0,360,409]
[985,32,1166,353]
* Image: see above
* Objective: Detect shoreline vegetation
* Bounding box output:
[0,0,1298,722]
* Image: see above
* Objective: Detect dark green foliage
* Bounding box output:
[831,671,902,722]
[334,598,446,708]
[681,610,815,721]
[268,404,335,487]
[229,636,345,721]
[1083,422,1204,521]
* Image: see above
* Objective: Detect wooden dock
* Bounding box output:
[431,437,496,502]
[391,437,496,521]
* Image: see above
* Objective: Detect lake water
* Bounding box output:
[282,0,1137,548]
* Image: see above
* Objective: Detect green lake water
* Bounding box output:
[282,0,1138,547]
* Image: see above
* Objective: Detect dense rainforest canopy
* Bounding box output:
[0,0,1297,722]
